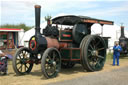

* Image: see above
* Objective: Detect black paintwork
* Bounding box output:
[52,15,114,25]
[119,26,128,54]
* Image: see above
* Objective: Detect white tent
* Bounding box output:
[91,24,128,50]
[21,22,47,47]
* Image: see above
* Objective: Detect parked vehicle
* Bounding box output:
[119,26,128,55]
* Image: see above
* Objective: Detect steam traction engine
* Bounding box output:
[12,5,114,78]
[119,26,128,55]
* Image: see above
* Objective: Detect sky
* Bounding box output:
[0,0,128,30]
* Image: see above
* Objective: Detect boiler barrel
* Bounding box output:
[45,37,59,49]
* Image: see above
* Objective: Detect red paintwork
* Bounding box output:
[26,60,41,64]
[59,43,68,48]
[62,34,71,37]
[45,37,59,49]
[26,60,34,64]
[0,28,21,31]
[29,40,37,50]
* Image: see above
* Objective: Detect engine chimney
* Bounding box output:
[35,5,41,37]
[120,26,125,38]
[29,5,47,52]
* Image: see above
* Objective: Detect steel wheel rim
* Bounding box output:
[45,50,60,77]
[87,36,106,70]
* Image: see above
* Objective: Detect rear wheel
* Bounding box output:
[80,35,106,71]
[12,47,33,75]
[41,48,61,78]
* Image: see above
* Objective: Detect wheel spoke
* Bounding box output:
[92,61,96,69]
[21,64,23,72]
[97,48,105,51]
[88,49,93,55]
[97,55,104,59]
[16,58,21,61]
[95,60,101,68]
[24,64,26,72]
[92,39,96,49]
[19,53,23,59]
[16,61,21,65]
[23,50,27,58]
[25,64,29,70]
[55,65,59,72]
[25,51,28,55]
[18,64,23,72]
[47,55,52,60]
[88,49,92,52]
[18,55,22,59]
[52,51,56,60]
[96,40,100,47]
[18,65,22,71]
[89,44,94,50]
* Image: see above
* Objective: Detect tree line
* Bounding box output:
[0,15,52,31]
[0,23,33,31]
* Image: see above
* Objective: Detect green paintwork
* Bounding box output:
[60,48,81,60]
[60,49,70,60]
[60,31,72,41]
[72,49,81,59]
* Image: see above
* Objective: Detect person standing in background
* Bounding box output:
[0,50,8,75]
[113,41,122,66]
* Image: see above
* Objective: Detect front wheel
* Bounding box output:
[12,47,33,75]
[41,48,61,78]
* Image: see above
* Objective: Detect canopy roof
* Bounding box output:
[52,15,114,25]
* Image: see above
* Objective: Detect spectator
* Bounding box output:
[0,50,8,75]
[113,41,122,66]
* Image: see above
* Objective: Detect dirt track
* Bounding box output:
[0,57,128,85]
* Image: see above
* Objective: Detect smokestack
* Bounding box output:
[120,26,125,38]
[35,5,41,37]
